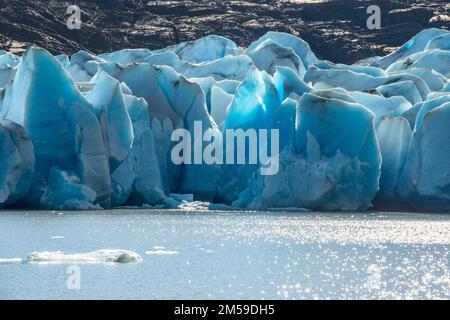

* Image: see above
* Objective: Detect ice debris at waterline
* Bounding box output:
[1,29,450,211]
[0,250,143,264]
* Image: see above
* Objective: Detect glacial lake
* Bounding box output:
[0,210,449,300]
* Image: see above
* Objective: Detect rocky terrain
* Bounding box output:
[0,0,448,64]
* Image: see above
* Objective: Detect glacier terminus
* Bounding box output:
[1,29,450,212]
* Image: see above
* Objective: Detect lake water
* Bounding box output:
[0,210,449,300]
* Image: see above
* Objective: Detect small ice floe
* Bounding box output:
[145,249,179,255]
[0,258,23,264]
[26,250,142,264]
[50,236,64,240]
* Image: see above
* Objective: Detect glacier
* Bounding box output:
[0,28,449,212]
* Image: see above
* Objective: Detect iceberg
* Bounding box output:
[27,249,142,264]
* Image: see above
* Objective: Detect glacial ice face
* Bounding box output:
[235,91,381,211]
[216,68,283,204]
[375,117,412,204]
[40,167,98,210]
[0,47,111,208]
[232,88,382,211]
[86,72,134,169]
[0,28,449,211]
[121,95,165,206]
[96,62,220,200]
[0,120,35,207]
[399,101,450,210]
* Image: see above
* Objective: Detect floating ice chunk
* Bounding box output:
[349,91,412,125]
[248,39,306,77]
[248,31,317,70]
[0,47,111,208]
[27,249,142,264]
[375,117,412,203]
[145,250,179,255]
[99,49,152,64]
[372,28,449,69]
[0,258,23,264]
[40,167,98,210]
[0,120,34,207]
[156,35,240,64]
[399,101,450,210]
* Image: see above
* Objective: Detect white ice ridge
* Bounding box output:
[145,250,180,255]
[26,250,142,264]
[0,258,23,264]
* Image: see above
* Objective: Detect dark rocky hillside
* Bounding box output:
[0,0,448,63]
